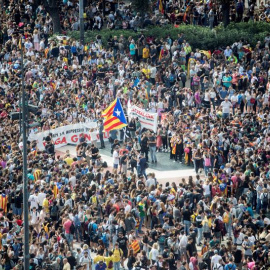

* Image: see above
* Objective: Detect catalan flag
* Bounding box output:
[157,0,164,14]
[145,88,149,100]
[53,182,62,198]
[49,81,56,90]
[172,143,176,155]
[199,50,211,59]
[18,39,22,50]
[33,168,41,182]
[158,46,164,61]
[0,193,8,213]
[130,239,140,254]
[102,98,127,131]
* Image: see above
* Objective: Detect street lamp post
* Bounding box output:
[20,38,30,270]
[79,0,84,44]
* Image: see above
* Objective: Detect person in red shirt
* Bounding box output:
[63,217,73,247]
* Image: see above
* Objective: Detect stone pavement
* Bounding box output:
[56,143,196,185]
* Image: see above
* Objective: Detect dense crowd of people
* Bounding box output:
[1,0,270,270]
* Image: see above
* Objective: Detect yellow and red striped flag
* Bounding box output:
[102,98,127,131]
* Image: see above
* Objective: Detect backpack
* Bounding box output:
[204,158,211,167]
[88,222,96,236]
[227,263,235,270]
[213,264,222,270]
[101,233,108,246]
[50,205,58,217]
[69,222,75,234]
[169,74,175,83]
[74,215,81,227]
[217,219,226,236]
[217,155,223,166]
[108,259,113,269]
[262,193,268,205]
[158,235,166,245]
[59,197,64,206]
[202,251,211,262]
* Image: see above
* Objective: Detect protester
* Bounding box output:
[1,1,270,270]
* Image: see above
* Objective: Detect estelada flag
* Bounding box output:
[102,98,127,131]
[157,0,164,14]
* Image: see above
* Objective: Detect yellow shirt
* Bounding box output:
[142,68,150,78]
[64,157,73,166]
[43,198,49,213]
[112,248,123,262]
[105,256,114,270]
[142,48,149,58]
[94,255,105,264]
[63,262,71,270]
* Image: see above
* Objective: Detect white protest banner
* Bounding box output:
[128,103,158,132]
[28,122,109,150]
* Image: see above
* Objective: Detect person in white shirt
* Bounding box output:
[112,146,120,170]
[69,172,76,187]
[79,251,91,270]
[211,250,224,269]
[220,98,232,119]
[37,188,46,210]
[149,243,159,262]
[179,231,188,261]
[124,201,131,214]
[30,207,40,232]
[230,93,238,114]
[28,191,39,210]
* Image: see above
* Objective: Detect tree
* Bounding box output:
[220,0,230,27]
[132,0,151,17]
[42,0,62,34]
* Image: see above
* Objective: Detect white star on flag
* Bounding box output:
[115,109,121,116]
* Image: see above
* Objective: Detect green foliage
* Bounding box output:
[131,0,151,15]
[67,22,270,51]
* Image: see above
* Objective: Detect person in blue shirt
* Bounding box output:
[219,86,228,101]
[222,73,232,89]
[95,261,107,270]
[224,258,236,270]
[246,203,254,217]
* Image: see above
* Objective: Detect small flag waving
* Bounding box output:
[102,98,127,131]
[157,0,164,14]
